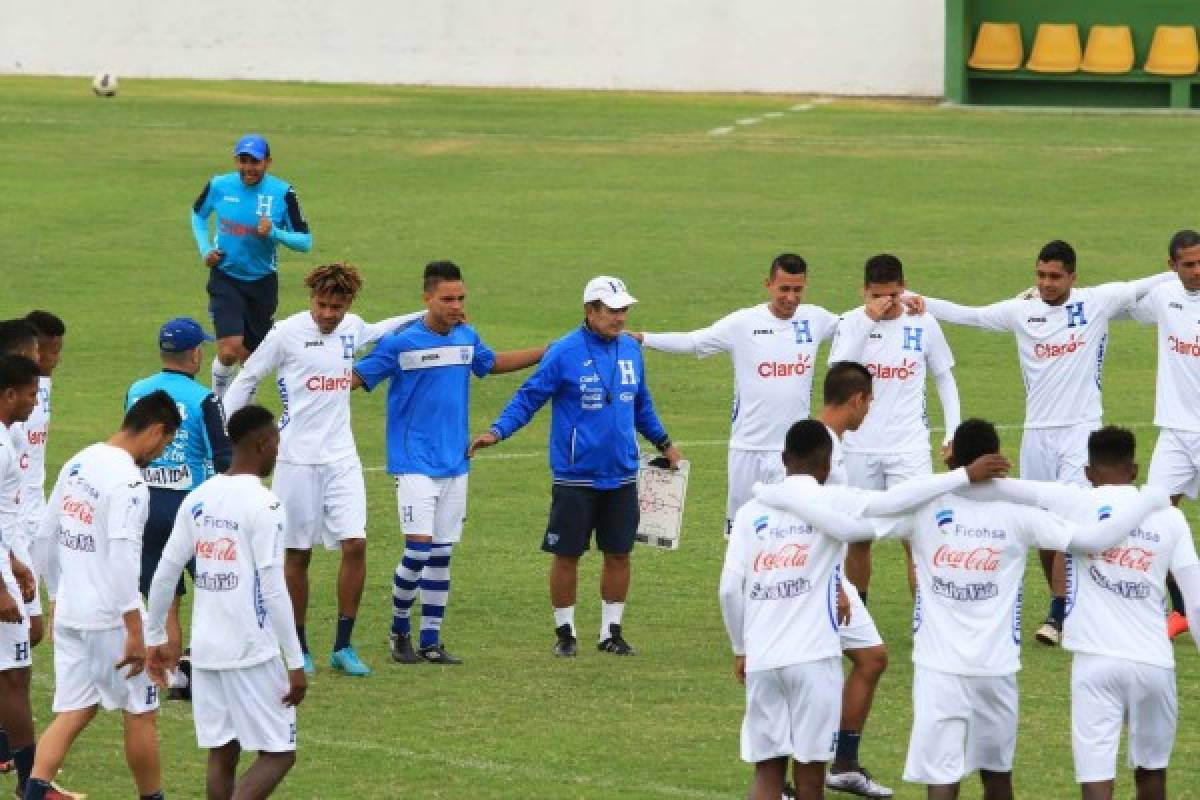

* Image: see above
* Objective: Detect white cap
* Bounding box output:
[583,275,638,309]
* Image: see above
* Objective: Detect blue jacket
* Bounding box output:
[490,325,669,489]
[126,370,232,492]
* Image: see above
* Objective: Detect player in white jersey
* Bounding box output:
[0,356,44,800]
[721,419,1009,800]
[965,426,1200,800]
[634,254,856,536]
[1131,230,1200,639]
[755,419,1169,800]
[27,390,181,800]
[224,263,420,677]
[147,406,306,800]
[828,254,961,606]
[912,239,1171,646]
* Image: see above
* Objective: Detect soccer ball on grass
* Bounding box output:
[92,73,118,97]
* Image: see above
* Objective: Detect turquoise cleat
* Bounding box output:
[302,651,316,676]
[330,645,371,676]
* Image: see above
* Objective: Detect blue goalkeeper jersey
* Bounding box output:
[354,319,496,478]
[192,172,311,282]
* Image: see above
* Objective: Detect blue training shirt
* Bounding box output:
[192,172,311,282]
[126,370,232,491]
[354,319,496,478]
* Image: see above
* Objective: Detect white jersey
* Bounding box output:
[15,376,51,549]
[42,443,148,630]
[830,309,955,454]
[881,493,1073,676]
[824,423,848,487]
[643,303,839,451]
[1051,484,1197,669]
[163,474,288,670]
[226,311,418,465]
[0,423,19,560]
[1133,280,1200,433]
[926,284,1148,429]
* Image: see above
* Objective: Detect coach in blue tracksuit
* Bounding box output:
[469,276,682,658]
[126,317,232,667]
[191,134,312,400]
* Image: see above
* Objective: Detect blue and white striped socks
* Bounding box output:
[420,544,453,648]
[392,540,432,636]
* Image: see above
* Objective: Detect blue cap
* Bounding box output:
[233,134,270,161]
[159,317,214,352]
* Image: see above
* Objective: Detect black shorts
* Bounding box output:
[141,488,195,597]
[542,483,640,557]
[206,268,278,352]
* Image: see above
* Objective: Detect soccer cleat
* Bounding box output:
[417,643,463,665]
[1035,617,1061,647]
[598,624,637,656]
[825,765,894,798]
[1168,611,1190,640]
[46,781,86,800]
[553,624,577,658]
[329,646,371,677]
[389,632,418,664]
[781,782,796,799]
[301,651,316,676]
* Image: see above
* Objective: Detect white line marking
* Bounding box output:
[708,126,734,136]
[735,117,760,126]
[304,731,729,799]
[812,97,834,105]
[763,111,784,119]
[790,103,814,112]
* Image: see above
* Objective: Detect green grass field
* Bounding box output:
[2,75,1200,799]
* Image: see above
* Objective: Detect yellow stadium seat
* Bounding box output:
[1026,23,1082,73]
[968,22,1023,71]
[1081,25,1134,74]
[1145,25,1199,76]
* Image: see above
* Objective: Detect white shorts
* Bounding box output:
[1071,653,1176,782]
[193,658,297,752]
[844,449,932,491]
[1019,420,1097,485]
[1147,428,1200,499]
[839,578,883,651]
[727,449,785,535]
[273,455,367,551]
[396,474,468,544]
[741,657,841,764]
[0,569,31,671]
[52,625,160,715]
[904,666,1017,785]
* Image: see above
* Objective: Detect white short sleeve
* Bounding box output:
[1168,513,1200,573]
[251,494,287,570]
[107,480,149,543]
[922,317,956,376]
[1131,289,1162,325]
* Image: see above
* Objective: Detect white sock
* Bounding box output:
[600,601,625,641]
[211,359,237,400]
[553,606,575,637]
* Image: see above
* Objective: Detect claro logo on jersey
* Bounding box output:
[932,545,1001,572]
[757,354,813,378]
[195,537,238,562]
[1167,335,1200,358]
[1034,333,1086,359]
[305,369,353,392]
[865,358,919,380]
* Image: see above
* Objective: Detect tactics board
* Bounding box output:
[635,458,690,550]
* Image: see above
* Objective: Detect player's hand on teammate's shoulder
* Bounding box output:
[256,216,272,237]
[901,293,926,315]
[963,453,1010,483]
[625,331,645,344]
[283,668,307,707]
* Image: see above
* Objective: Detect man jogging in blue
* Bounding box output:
[469,276,682,658]
[191,134,312,399]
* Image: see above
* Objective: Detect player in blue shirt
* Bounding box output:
[126,318,232,699]
[469,277,682,658]
[353,261,543,665]
[191,134,312,400]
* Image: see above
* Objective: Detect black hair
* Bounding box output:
[770,253,808,277]
[823,361,873,406]
[227,405,277,446]
[0,355,40,392]
[0,319,38,356]
[950,418,1000,469]
[1036,240,1076,273]
[863,254,904,286]
[24,310,65,338]
[424,260,463,292]
[122,389,182,434]
[1168,230,1200,261]
[1088,425,1136,468]
[783,419,833,468]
